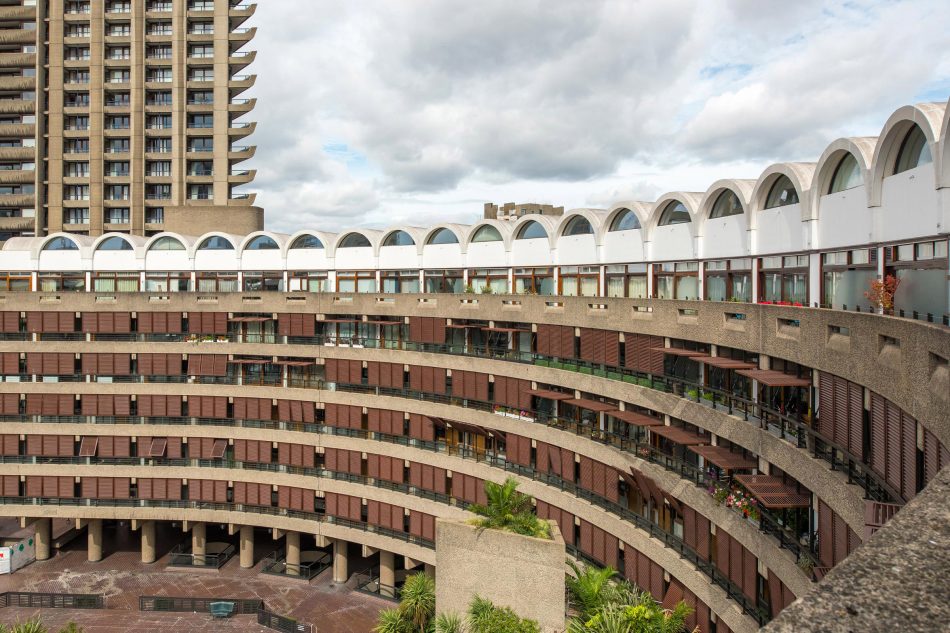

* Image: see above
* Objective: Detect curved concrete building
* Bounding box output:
[0,99,946,632]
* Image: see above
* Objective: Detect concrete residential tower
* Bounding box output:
[0,0,261,243]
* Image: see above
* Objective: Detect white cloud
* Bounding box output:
[239,0,950,232]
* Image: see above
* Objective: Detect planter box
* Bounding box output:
[435,518,565,633]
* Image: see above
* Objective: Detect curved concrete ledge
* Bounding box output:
[0,380,866,536]
[0,504,435,564]
[763,466,950,633]
[0,462,471,522]
[0,417,812,601]
[3,294,941,437]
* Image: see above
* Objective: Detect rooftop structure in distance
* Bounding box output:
[0,0,262,244]
[484,201,565,220]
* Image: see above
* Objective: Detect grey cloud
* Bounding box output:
[239,0,950,231]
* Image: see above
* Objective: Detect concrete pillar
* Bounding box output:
[192,522,206,565]
[332,538,348,583]
[87,519,103,562]
[141,520,156,564]
[424,563,435,577]
[239,525,254,569]
[285,530,300,576]
[379,550,395,590]
[34,518,51,561]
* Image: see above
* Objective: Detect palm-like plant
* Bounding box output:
[468,477,550,538]
[0,619,83,633]
[434,612,464,633]
[566,561,621,620]
[373,608,411,633]
[398,572,436,633]
[565,562,695,633]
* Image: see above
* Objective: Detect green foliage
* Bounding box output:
[467,596,540,633]
[468,477,551,539]
[434,612,464,633]
[373,572,436,633]
[374,608,412,633]
[0,619,84,633]
[565,562,694,633]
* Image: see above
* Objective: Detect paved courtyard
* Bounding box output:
[0,521,392,632]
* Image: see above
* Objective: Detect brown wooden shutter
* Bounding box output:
[0,353,18,375]
[140,312,183,333]
[0,312,19,333]
[409,414,435,441]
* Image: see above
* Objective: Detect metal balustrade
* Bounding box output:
[260,548,330,581]
[0,447,779,622]
[7,330,900,504]
[0,591,103,609]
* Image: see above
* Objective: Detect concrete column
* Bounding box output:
[141,520,156,564]
[285,531,300,576]
[239,525,254,569]
[192,522,206,565]
[332,538,348,583]
[424,563,435,577]
[34,518,51,561]
[379,550,395,590]
[87,519,103,562]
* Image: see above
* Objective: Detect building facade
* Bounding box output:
[0,101,945,632]
[0,0,261,244]
[484,201,565,221]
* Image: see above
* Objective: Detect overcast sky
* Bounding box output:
[238,0,950,234]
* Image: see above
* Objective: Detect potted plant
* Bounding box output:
[864,274,901,315]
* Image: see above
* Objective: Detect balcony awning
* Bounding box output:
[651,347,709,358]
[229,358,269,365]
[606,409,663,426]
[524,389,573,400]
[78,437,98,457]
[689,445,757,471]
[700,356,758,370]
[210,439,228,459]
[649,425,707,446]
[733,474,811,509]
[228,316,270,323]
[147,438,167,458]
[482,326,526,333]
[364,320,402,326]
[321,318,359,323]
[271,359,315,366]
[735,369,811,387]
[563,398,615,412]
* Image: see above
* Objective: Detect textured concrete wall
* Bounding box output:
[762,465,950,633]
[435,519,566,633]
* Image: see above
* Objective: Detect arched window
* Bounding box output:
[43,237,79,251]
[245,235,279,250]
[197,236,234,250]
[828,153,862,193]
[427,228,459,245]
[709,190,743,219]
[471,225,502,243]
[97,236,133,251]
[149,236,185,251]
[609,208,641,231]
[658,201,690,226]
[562,216,593,236]
[339,233,371,248]
[516,221,547,240]
[383,230,415,247]
[893,125,932,175]
[765,176,799,208]
[289,234,323,249]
